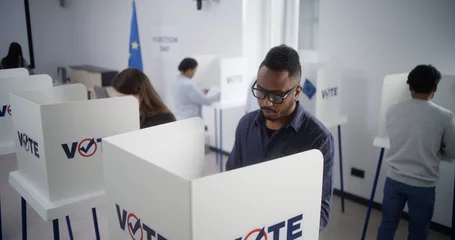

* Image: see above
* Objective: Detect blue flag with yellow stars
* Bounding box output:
[128,0,143,71]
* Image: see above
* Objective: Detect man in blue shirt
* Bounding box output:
[226,45,335,231]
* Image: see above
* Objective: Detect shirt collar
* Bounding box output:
[254,102,306,132]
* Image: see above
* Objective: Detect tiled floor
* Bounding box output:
[0,152,450,239]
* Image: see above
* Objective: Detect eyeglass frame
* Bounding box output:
[251,80,300,104]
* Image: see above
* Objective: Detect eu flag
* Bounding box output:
[128,0,143,71]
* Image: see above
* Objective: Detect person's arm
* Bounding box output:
[442,113,455,161]
[186,82,220,106]
[313,133,335,232]
[225,122,243,171]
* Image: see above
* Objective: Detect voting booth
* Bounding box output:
[193,55,249,105]
[298,60,349,212]
[374,73,455,148]
[103,118,323,240]
[0,68,29,79]
[362,73,455,239]
[299,63,347,128]
[8,84,140,221]
[192,55,249,171]
[0,74,53,155]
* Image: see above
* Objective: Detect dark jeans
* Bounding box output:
[377,177,435,240]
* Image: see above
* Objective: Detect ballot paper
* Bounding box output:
[206,86,220,98]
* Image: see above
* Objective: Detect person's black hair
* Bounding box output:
[1,42,25,69]
[178,58,198,72]
[407,64,441,94]
[259,44,302,82]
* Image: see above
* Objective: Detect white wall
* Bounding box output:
[316,0,455,227]
[0,0,31,64]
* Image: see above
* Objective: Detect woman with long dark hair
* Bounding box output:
[0,42,31,71]
[113,68,176,128]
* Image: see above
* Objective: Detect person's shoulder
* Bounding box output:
[142,112,176,128]
[237,110,258,129]
[299,109,331,138]
[429,102,454,122]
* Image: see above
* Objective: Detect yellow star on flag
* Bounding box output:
[131,41,139,50]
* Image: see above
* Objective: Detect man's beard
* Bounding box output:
[261,102,295,122]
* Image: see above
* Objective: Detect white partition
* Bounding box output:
[0,74,53,155]
[374,74,455,148]
[103,118,323,240]
[193,55,249,151]
[193,55,249,104]
[299,64,348,129]
[8,84,140,221]
[0,68,29,79]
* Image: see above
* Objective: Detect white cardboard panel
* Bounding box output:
[315,66,342,124]
[40,96,139,202]
[0,68,29,78]
[103,118,205,240]
[105,118,205,181]
[220,57,248,104]
[192,150,323,240]
[103,141,193,240]
[14,83,87,105]
[10,92,50,199]
[376,73,410,140]
[192,55,221,90]
[375,74,455,147]
[11,84,139,207]
[0,75,53,154]
[103,118,323,240]
[299,64,347,129]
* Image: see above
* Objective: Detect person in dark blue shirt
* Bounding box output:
[226,45,335,231]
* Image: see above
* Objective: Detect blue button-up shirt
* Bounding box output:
[226,103,335,231]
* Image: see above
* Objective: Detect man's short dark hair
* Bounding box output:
[178,58,198,72]
[259,45,302,82]
[407,65,441,94]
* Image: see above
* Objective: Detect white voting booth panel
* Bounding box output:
[299,64,347,129]
[374,73,455,149]
[103,118,323,240]
[0,68,29,78]
[0,74,53,155]
[193,55,249,150]
[193,55,249,104]
[8,84,140,220]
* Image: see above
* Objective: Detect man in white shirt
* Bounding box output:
[378,65,455,239]
[173,58,220,120]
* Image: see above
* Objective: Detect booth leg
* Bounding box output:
[214,108,219,165]
[65,216,74,240]
[452,170,455,240]
[337,125,345,213]
[92,208,101,240]
[219,109,223,173]
[0,199,3,240]
[52,219,60,240]
[0,198,2,240]
[361,148,385,240]
[21,197,27,240]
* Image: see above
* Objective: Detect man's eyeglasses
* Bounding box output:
[251,80,299,104]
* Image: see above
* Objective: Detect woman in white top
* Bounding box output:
[173,58,220,120]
